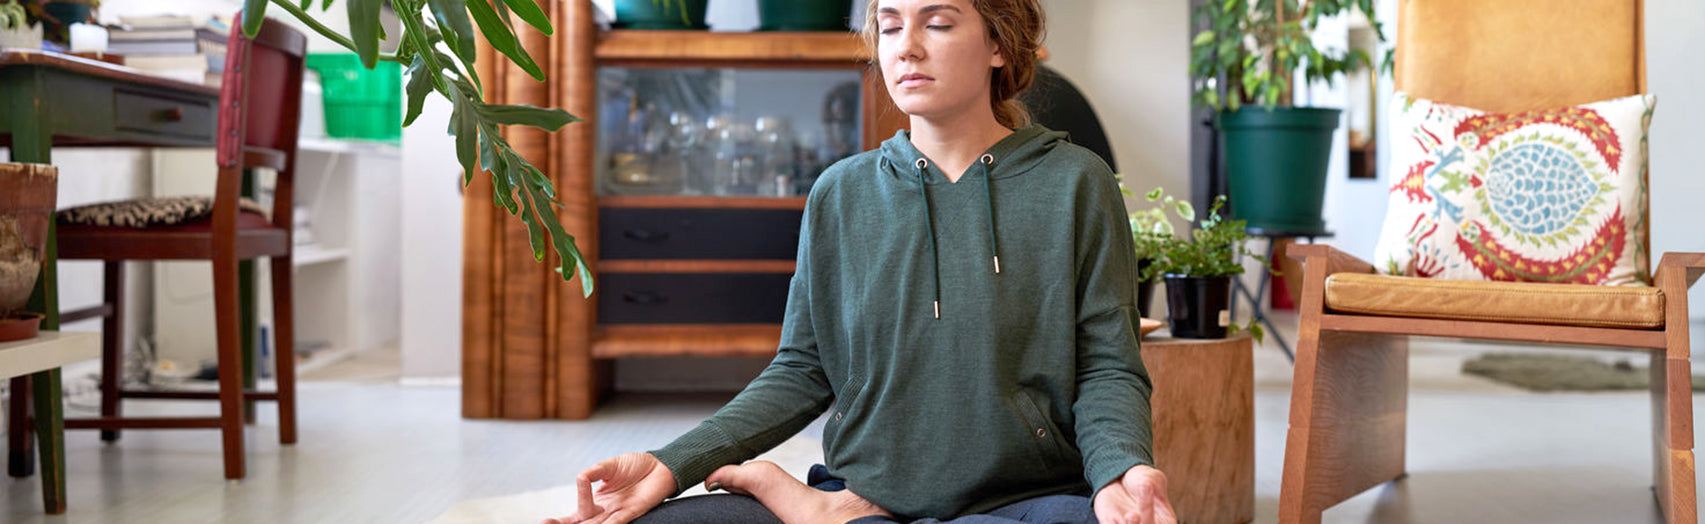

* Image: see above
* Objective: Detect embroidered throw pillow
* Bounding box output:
[1372,92,1655,285]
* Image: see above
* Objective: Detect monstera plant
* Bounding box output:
[245,0,592,296]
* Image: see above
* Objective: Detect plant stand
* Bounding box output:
[1229,226,1332,362]
[1145,334,1255,524]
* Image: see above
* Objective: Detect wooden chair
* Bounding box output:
[47,14,304,480]
[1279,0,1700,522]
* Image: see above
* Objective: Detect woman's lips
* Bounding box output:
[897,73,934,89]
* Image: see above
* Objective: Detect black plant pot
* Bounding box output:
[1163,274,1231,339]
[758,0,854,31]
[614,0,710,30]
[1135,258,1157,319]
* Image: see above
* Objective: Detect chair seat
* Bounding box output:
[1324,273,1665,329]
[57,209,287,261]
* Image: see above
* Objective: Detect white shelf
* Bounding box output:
[0,331,100,378]
[297,137,401,157]
[293,245,350,267]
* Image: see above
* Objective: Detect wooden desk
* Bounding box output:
[1146,334,1256,524]
[0,49,219,514]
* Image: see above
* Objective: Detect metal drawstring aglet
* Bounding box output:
[933,301,940,319]
[993,256,1001,274]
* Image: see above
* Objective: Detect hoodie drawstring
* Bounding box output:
[978,154,1000,275]
[915,158,943,319]
[915,154,1002,320]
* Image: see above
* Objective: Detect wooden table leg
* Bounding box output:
[7,375,32,477]
[12,112,65,513]
[31,368,65,514]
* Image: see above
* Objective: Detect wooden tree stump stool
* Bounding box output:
[1144,334,1255,524]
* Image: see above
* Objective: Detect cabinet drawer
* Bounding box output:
[113,90,216,140]
[599,208,802,260]
[598,273,792,324]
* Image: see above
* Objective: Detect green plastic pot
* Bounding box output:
[759,0,854,31]
[615,0,710,30]
[1218,107,1341,232]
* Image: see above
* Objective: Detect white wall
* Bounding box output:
[399,97,464,381]
[1040,0,1191,213]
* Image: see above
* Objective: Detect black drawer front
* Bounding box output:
[600,208,802,260]
[598,273,793,324]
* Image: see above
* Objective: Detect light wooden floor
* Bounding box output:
[3,330,1702,523]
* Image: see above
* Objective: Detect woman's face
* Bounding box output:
[876,0,1005,121]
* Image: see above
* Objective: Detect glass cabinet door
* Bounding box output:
[597,67,864,197]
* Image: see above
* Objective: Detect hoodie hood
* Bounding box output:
[875,124,1070,318]
[878,124,1067,184]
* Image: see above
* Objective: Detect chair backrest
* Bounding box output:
[1395,0,1645,114]
[216,13,307,169]
[1393,0,1651,280]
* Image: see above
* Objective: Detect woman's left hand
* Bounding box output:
[1091,464,1178,524]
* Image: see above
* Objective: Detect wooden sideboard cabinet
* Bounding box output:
[463,1,905,419]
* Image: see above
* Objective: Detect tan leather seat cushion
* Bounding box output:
[1325,273,1663,329]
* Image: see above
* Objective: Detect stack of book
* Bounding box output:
[108,15,228,86]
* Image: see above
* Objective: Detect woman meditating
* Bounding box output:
[549,1,1175,522]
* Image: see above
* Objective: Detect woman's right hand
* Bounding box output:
[542,452,676,524]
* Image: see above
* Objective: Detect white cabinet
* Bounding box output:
[149,140,400,374]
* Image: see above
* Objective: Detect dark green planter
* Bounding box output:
[39,1,92,44]
[615,0,710,30]
[759,0,854,31]
[1218,107,1341,232]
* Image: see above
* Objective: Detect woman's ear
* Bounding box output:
[990,45,1007,68]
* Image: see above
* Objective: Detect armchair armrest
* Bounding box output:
[1286,244,1376,277]
[1656,252,1705,290]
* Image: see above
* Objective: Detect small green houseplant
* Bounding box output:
[1190,0,1382,233]
[0,0,42,49]
[1145,193,1263,340]
[246,0,590,295]
[1121,182,1193,318]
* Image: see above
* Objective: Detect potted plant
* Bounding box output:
[249,0,589,295]
[615,0,709,30]
[758,0,853,32]
[1190,0,1382,232]
[1123,183,1193,319]
[1147,194,1263,340]
[24,0,96,45]
[0,0,41,49]
[0,163,56,342]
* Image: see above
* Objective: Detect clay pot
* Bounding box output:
[0,162,57,341]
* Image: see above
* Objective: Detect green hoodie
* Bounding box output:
[651,125,1154,519]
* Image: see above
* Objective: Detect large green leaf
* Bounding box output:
[465,0,544,80]
[447,84,480,186]
[242,0,270,36]
[499,0,553,35]
[347,0,382,68]
[476,103,580,130]
[403,55,433,126]
[427,0,478,62]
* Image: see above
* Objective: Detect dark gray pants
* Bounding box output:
[631,465,1095,524]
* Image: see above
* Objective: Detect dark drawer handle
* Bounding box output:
[622,291,667,305]
[622,229,670,242]
[157,107,185,122]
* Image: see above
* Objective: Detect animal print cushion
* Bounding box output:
[1372,92,1655,285]
[57,196,268,228]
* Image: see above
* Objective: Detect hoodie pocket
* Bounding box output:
[823,374,867,450]
[1013,390,1073,467]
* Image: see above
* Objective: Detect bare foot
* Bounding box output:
[705,461,890,524]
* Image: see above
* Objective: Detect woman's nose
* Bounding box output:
[895,26,924,61]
